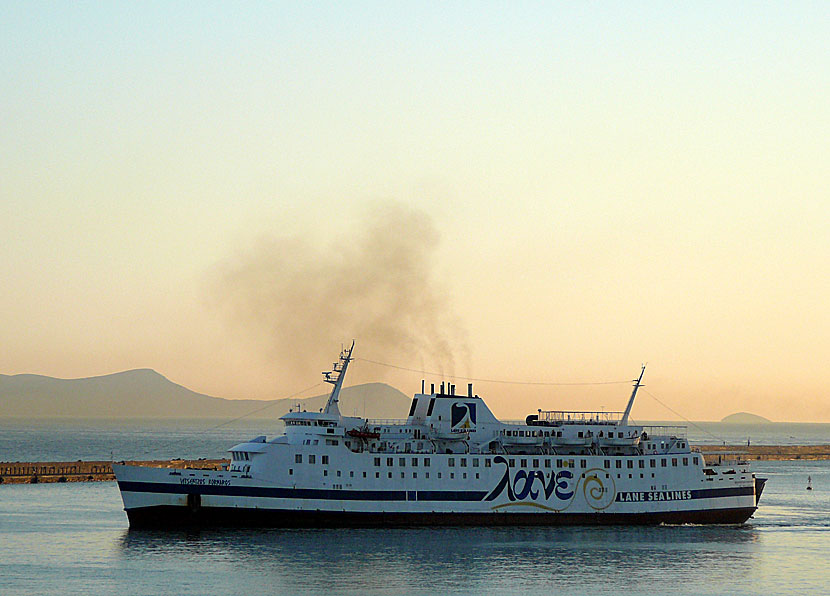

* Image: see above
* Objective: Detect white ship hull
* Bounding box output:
[114,455,762,528]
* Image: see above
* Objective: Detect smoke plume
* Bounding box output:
[213,202,468,385]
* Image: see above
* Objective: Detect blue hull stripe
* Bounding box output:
[118,481,752,502]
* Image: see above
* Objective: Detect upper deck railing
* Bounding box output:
[641,425,687,439]
[538,410,624,424]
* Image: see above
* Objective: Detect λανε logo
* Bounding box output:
[451,402,477,432]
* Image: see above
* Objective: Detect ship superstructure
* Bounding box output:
[114,344,765,527]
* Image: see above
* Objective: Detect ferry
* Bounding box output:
[114,343,765,527]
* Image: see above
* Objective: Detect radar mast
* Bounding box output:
[322,341,355,416]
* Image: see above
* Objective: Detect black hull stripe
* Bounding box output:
[118,481,754,502]
[125,505,758,528]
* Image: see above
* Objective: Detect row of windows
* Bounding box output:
[287,468,483,481]
[605,457,698,469]
[231,452,250,461]
[291,455,699,470]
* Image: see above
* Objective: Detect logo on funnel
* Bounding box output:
[451,402,477,433]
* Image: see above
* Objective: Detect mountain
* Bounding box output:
[0,369,411,419]
[720,412,772,424]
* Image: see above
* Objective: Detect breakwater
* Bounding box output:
[0,459,228,484]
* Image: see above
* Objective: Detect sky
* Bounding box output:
[1,2,828,422]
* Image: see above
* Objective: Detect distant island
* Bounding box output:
[720,412,772,424]
[0,369,410,419]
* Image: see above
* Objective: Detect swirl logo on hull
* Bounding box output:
[582,468,616,510]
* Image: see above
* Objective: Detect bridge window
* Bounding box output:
[408,399,419,417]
[426,398,436,416]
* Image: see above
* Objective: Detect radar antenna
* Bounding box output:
[322,341,355,417]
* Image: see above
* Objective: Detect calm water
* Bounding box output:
[1,460,829,595]
[2,419,829,463]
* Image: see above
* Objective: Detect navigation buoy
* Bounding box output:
[807,476,813,491]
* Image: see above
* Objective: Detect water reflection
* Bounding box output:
[119,525,761,594]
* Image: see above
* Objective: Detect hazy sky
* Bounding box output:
[2,2,828,422]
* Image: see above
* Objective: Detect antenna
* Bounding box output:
[620,364,646,426]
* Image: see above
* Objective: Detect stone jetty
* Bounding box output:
[0,459,228,484]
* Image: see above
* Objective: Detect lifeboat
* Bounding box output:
[347,428,381,440]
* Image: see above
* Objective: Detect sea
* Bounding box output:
[1,420,829,595]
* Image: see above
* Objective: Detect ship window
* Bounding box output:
[580,460,587,468]
[323,470,328,476]
[449,458,455,467]
[426,398,436,416]
[485,459,491,468]
[627,461,633,469]
[463,473,467,479]
[327,429,334,434]
[557,459,563,467]
[672,458,678,467]
[533,459,539,468]
[519,431,524,437]
[374,457,380,466]
[476,473,480,479]
[661,459,667,467]
[401,472,405,479]
[639,460,645,469]
[473,458,479,467]
[376,472,380,478]
[337,470,341,477]
[650,460,656,468]
[408,399,419,417]
[412,458,418,467]
[683,457,688,466]
[309,455,316,464]
[461,458,467,467]
[387,458,393,466]
[615,461,622,469]
[693,457,699,465]
[425,458,431,467]
[399,458,406,467]
[578,432,584,438]
[509,459,516,467]
[363,472,367,478]
[450,473,455,479]
[322,456,329,465]
[604,460,610,469]
[289,468,293,475]
[413,472,417,479]
[295,454,302,464]
[520,459,527,468]
[438,472,442,478]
